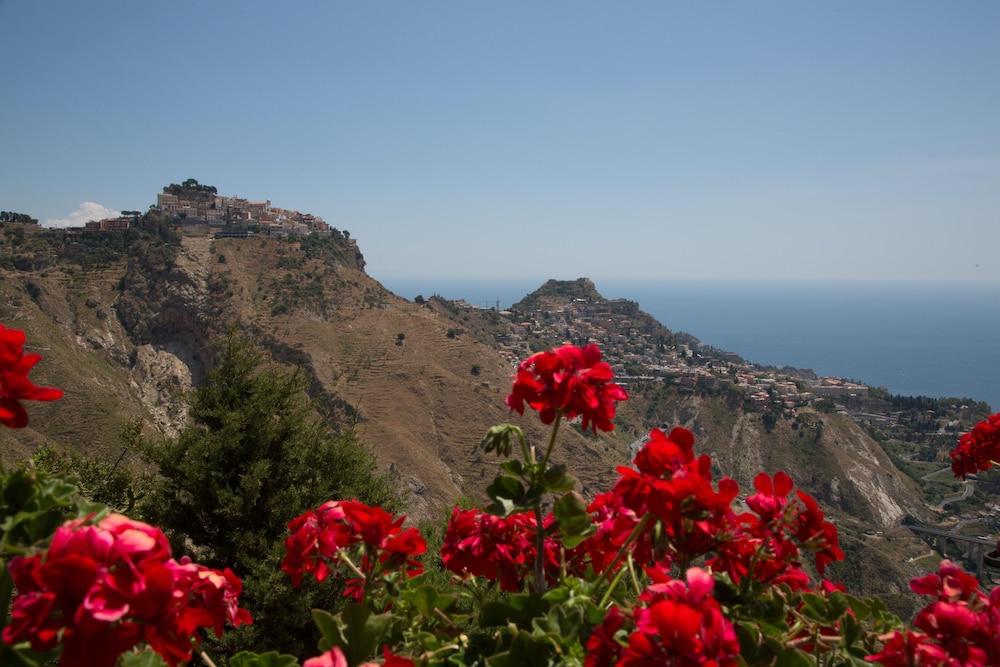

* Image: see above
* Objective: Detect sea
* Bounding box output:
[379,277,1000,411]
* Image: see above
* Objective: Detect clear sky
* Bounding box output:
[2,1,999,282]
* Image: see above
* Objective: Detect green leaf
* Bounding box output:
[800,593,833,624]
[402,584,458,617]
[119,650,169,667]
[480,593,547,629]
[552,492,596,548]
[486,475,527,516]
[841,612,861,647]
[229,651,300,667]
[500,460,526,477]
[775,647,815,667]
[844,595,872,621]
[311,608,342,652]
[507,630,557,667]
[540,465,575,494]
[318,603,393,665]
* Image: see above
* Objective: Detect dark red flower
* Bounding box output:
[746,471,794,524]
[440,507,558,591]
[950,412,1000,478]
[604,428,740,568]
[0,324,63,428]
[282,500,425,599]
[585,606,626,667]
[506,343,627,432]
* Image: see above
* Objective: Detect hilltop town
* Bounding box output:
[12,178,335,238]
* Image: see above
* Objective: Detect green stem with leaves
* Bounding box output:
[532,413,563,593]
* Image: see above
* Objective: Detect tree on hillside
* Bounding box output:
[141,333,400,655]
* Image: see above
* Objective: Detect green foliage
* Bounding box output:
[229,651,300,667]
[164,178,218,196]
[118,649,169,667]
[29,438,147,514]
[0,211,37,224]
[761,408,780,432]
[140,333,399,656]
[0,462,94,667]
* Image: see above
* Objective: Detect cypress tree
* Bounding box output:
[142,333,399,655]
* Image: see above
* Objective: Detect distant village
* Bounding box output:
[22,179,335,239]
[443,288,980,444]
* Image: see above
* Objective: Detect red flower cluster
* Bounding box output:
[713,471,844,588]
[1,514,250,667]
[867,561,1000,666]
[586,427,843,590]
[0,324,63,428]
[506,343,628,432]
[282,500,426,600]
[440,507,559,591]
[586,568,739,667]
[582,491,651,575]
[605,427,740,566]
[950,412,1000,478]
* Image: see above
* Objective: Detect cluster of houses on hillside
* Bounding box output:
[62,179,333,237]
[154,180,329,236]
[456,293,872,419]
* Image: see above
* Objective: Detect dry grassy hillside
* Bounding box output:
[0,261,157,463]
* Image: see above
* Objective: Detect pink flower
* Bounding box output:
[1,514,250,667]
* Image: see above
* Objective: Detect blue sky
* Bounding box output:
[2,1,998,281]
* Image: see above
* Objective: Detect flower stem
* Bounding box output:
[532,413,563,594]
[540,413,563,471]
[626,554,642,595]
[599,564,629,608]
[0,567,12,629]
[338,550,367,580]
[533,503,546,594]
[199,651,218,667]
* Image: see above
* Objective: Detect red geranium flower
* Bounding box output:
[440,506,558,591]
[506,343,627,432]
[0,323,63,428]
[866,561,1000,666]
[282,500,425,599]
[618,567,739,667]
[950,412,1000,478]
[585,606,626,667]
